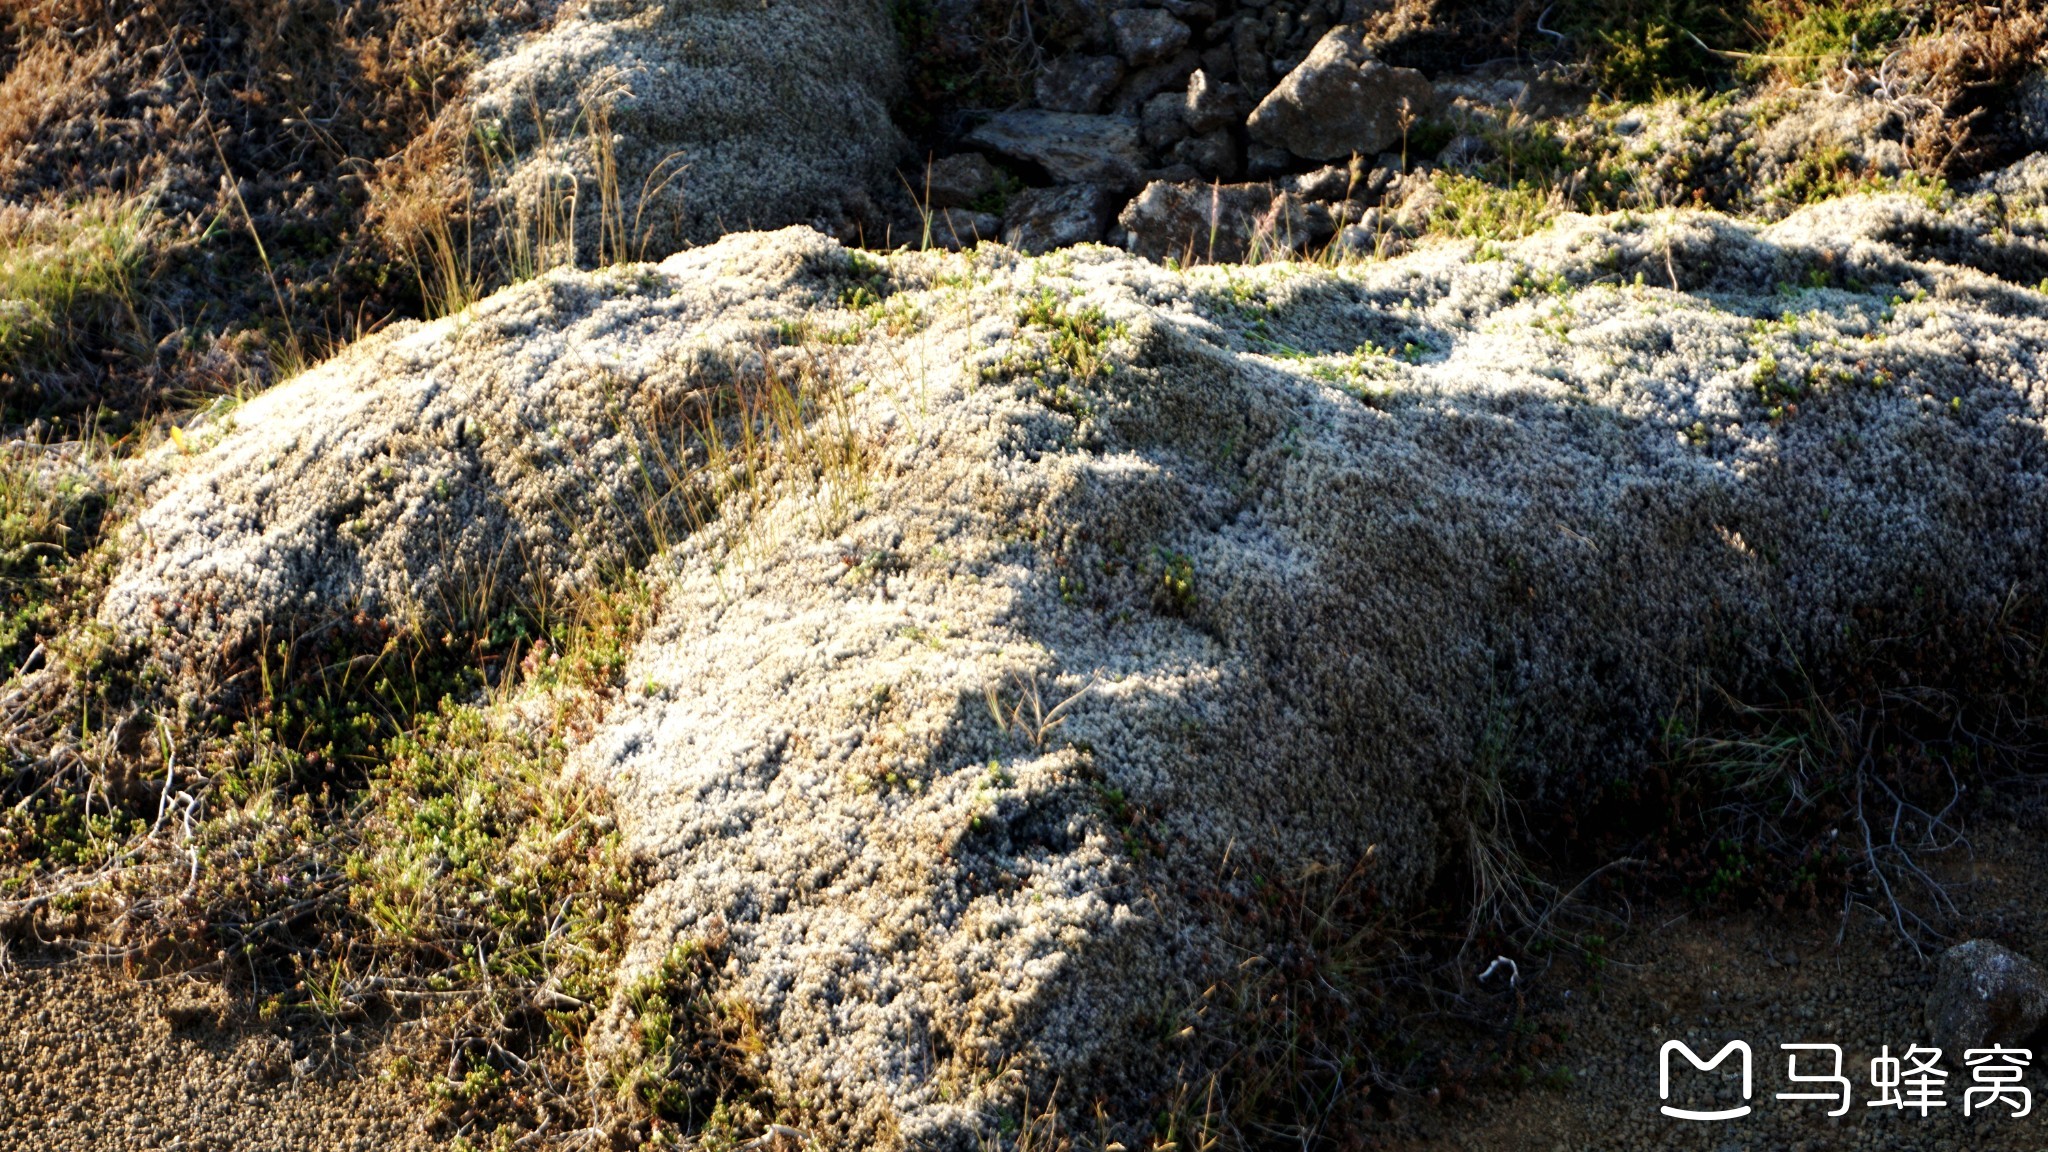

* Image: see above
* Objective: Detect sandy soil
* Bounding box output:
[0,960,430,1152]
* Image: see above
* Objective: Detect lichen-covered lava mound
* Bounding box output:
[63,191,2048,1143]
[13,2,2048,1150]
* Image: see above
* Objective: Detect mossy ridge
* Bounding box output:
[0,249,890,1144]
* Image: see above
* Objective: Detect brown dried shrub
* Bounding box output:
[1881,1,2048,173]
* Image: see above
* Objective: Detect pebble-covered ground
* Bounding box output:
[0,963,428,1151]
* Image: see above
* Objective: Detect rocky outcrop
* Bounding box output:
[1111,8,1191,66]
[1247,25,1435,161]
[1183,67,1250,134]
[920,153,1001,209]
[1117,179,1310,261]
[105,198,2048,1143]
[902,7,1421,255]
[900,6,1988,272]
[1035,54,1126,114]
[1004,184,1121,253]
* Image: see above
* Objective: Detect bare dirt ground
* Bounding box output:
[6,821,2048,1150]
[0,959,429,1152]
[1389,817,2048,1152]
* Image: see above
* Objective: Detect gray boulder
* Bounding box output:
[1111,49,1203,114]
[1287,162,1361,202]
[1117,179,1307,263]
[1330,218,1381,256]
[1928,940,2048,1053]
[1230,13,1270,88]
[919,153,1001,209]
[1003,184,1119,253]
[1140,91,1190,151]
[1172,128,1241,180]
[1111,8,1190,66]
[1044,0,1117,51]
[1183,67,1246,134]
[1246,141,1297,178]
[1035,54,1125,114]
[1247,25,1435,161]
[964,110,1147,191]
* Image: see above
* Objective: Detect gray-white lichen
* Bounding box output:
[105,188,2048,1143]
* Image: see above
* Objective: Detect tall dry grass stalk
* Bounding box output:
[378,81,692,319]
[649,341,869,548]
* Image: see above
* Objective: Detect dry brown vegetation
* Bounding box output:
[0,0,543,431]
[1879,2,2048,172]
[1356,0,2048,173]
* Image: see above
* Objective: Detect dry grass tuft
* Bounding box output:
[0,193,154,388]
[1877,2,2048,173]
[369,130,483,320]
[369,83,694,320]
[0,34,113,187]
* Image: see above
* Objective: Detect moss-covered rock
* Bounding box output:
[101,204,2048,1141]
